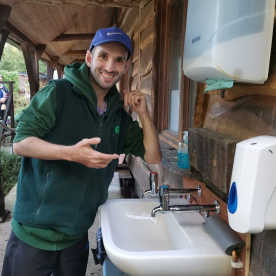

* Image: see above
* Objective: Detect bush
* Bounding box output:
[0,148,21,195]
[0,70,19,94]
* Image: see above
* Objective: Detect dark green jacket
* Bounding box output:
[13,63,145,237]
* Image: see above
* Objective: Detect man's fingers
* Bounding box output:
[95,152,120,160]
[83,137,101,145]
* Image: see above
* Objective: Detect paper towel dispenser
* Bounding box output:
[183,0,276,84]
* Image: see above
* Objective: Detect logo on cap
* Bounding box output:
[107,32,123,35]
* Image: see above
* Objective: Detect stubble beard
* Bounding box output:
[90,67,124,90]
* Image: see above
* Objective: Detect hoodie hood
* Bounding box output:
[64,62,122,112]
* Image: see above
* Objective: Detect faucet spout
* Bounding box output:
[151,206,163,217]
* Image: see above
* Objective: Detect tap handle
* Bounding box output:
[159,185,170,207]
[150,172,158,194]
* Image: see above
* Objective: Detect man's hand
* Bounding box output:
[13,137,120,169]
[123,89,148,116]
[69,137,119,168]
[0,98,6,103]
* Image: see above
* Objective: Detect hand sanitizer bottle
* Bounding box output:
[177,131,190,169]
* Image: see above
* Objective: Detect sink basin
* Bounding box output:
[101,198,232,276]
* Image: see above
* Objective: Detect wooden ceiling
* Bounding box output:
[0,0,149,67]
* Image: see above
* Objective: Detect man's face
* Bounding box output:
[0,76,2,82]
[86,42,130,91]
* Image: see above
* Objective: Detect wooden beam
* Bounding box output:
[4,21,36,49]
[0,29,10,61]
[0,4,11,31]
[62,50,86,56]
[14,0,140,8]
[52,33,95,42]
[21,44,39,99]
[36,44,46,60]
[7,37,21,50]
[51,56,60,68]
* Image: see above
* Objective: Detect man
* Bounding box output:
[0,74,9,120]
[2,27,161,276]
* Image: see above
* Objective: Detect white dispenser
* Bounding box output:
[183,0,275,83]
[228,136,276,234]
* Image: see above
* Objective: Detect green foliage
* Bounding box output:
[0,43,47,75]
[39,60,47,74]
[0,44,26,72]
[13,92,30,117]
[0,70,19,94]
[0,149,22,195]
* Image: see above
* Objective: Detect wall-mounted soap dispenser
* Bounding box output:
[228,136,276,234]
[183,0,276,84]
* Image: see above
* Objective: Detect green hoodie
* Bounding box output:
[12,63,145,250]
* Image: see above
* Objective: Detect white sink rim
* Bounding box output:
[101,198,232,276]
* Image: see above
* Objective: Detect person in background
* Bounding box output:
[1,27,161,276]
[0,74,9,120]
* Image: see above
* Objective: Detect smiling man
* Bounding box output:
[2,27,161,276]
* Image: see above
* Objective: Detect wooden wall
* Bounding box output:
[119,1,276,274]
[117,0,155,123]
[190,25,276,276]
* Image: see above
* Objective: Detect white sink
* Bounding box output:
[101,198,232,276]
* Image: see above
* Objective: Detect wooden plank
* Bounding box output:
[189,127,240,194]
[155,0,167,132]
[183,177,251,276]
[0,4,11,30]
[15,0,140,8]
[132,37,139,62]
[140,41,153,77]
[17,3,50,43]
[250,230,276,276]
[202,94,276,140]
[132,61,139,77]
[139,0,154,32]
[151,0,161,129]
[52,33,95,42]
[9,3,44,46]
[192,83,205,128]
[140,70,153,95]
[179,0,189,140]
[62,50,86,56]
[118,8,139,36]
[137,8,141,89]
[0,29,10,61]
[140,23,154,50]
[131,75,139,91]
[4,21,36,49]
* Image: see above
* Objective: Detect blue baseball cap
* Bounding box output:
[89,27,132,59]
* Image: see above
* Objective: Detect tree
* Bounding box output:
[0,43,47,74]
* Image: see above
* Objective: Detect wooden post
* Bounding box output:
[21,45,40,99]
[57,67,63,79]
[0,4,11,31]
[0,4,11,62]
[0,29,10,61]
[47,61,54,82]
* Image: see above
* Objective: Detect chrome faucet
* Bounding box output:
[143,171,201,200]
[143,172,158,198]
[151,186,220,217]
